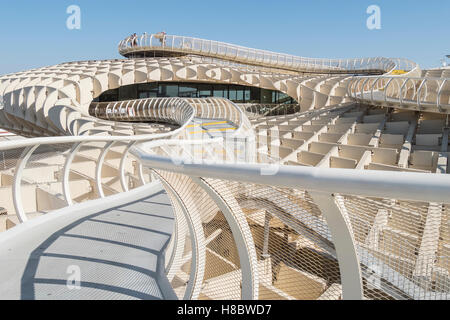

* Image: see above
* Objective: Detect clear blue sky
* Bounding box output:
[0,0,448,75]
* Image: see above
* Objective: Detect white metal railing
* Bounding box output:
[131,140,450,300]
[0,134,181,224]
[1,127,449,300]
[348,75,450,113]
[90,97,254,138]
[235,103,301,118]
[118,33,418,75]
[1,95,449,300]
[0,97,255,224]
[90,97,195,126]
[135,147,450,206]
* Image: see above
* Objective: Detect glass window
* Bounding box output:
[277,92,292,104]
[179,84,198,97]
[260,89,272,103]
[138,88,158,98]
[165,85,179,97]
[236,88,244,103]
[158,84,178,97]
[213,84,228,98]
[244,88,251,102]
[250,87,260,103]
[118,85,137,101]
[99,89,119,102]
[96,82,295,105]
[198,84,212,98]
[213,89,224,98]
[138,83,158,91]
[229,88,236,101]
[272,91,278,103]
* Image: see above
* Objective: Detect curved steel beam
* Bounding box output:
[309,192,364,300]
[119,141,136,192]
[95,141,115,198]
[62,142,83,205]
[157,175,206,300]
[164,197,188,282]
[13,145,39,223]
[192,177,259,300]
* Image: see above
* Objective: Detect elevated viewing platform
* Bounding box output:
[118,33,417,75]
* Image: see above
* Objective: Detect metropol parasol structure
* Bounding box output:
[0,32,448,300]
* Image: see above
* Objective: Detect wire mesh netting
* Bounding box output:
[344,195,449,300]
[223,180,342,300]
[153,170,344,300]
[0,127,448,300]
[150,167,450,300]
[0,140,153,224]
[156,170,243,300]
[22,144,73,214]
[0,147,27,218]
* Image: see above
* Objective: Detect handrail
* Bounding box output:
[0,96,249,151]
[0,126,190,151]
[0,129,191,222]
[3,33,450,302]
[133,148,450,204]
[89,97,253,139]
[90,97,195,126]
[0,96,254,223]
[118,33,418,75]
[1,111,448,300]
[347,75,450,113]
[132,140,450,300]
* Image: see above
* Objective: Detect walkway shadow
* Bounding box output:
[20,190,174,300]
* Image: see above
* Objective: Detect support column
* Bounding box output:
[262,212,271,259]
[398,117,418,168]
[413,129,448,286]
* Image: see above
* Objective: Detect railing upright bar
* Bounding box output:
[63,142,83,206]
[119,141,137,192]
[95,141,115,198]
[13,145,40,223]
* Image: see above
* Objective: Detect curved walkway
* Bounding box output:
[0,182,176,300]
[118,33,416,74]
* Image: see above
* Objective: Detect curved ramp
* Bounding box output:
[348,75,450,113]
[0,182,176,300]
[118,33,414,75]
